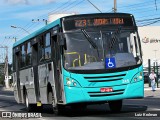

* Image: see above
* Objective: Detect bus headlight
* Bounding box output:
[67,81,72,86]
[134,77,137,82]
[66,77,71,86]
[139,72,143,80]
[73,82,77,86]
[139,75,143,80]
[65,77,81,87]
[132,71,143,83]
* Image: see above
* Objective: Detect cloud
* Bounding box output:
[5,0,29,5]
[4,0,56,5]
[44,0,56,4]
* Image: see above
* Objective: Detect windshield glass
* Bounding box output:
[63,29,142,70]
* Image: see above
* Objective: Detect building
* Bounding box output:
[138,26,160,67]
[48,13,76,23]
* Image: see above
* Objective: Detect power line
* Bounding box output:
[136,17,160,22]
[60,0,85,13]
[48,0,72,15]
[118,0,155,9]
[138,19,160,27]
[86,0,102,13]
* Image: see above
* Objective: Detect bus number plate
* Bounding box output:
[100,88,113,92]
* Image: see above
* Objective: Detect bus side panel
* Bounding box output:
[13,72,19,103]
[19,68,36,104]
[48,62,57,104]
[38,63,48,104]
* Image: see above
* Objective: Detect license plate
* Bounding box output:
[100,88,113,92]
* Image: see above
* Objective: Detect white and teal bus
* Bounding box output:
[13,13,144,114]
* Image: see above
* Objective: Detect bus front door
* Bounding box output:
[52,35,64,104]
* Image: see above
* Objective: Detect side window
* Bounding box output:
[26,42,32,66]
[45,32,51,60]
[39,36,45,62]
[21,45,26,68]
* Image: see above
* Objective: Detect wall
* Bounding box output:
[138,26,160,67]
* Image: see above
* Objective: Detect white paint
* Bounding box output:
[138,26,160,67]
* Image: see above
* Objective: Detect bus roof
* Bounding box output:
[13,18,61,48]
[13,13,134,48]
[62,13,133,19]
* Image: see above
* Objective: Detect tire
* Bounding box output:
[48,91,63,115]
[108,100,122,112]
[24,91,35,112]
[48,92,54,105]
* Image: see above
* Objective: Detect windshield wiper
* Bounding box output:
[81,29,100,57]
[81,29,97,49]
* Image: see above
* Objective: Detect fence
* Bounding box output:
[143,59,160,88]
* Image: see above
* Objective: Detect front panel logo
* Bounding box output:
[142,37,149,43]
[142,37,160,43]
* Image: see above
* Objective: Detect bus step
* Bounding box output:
[58,100,63,103]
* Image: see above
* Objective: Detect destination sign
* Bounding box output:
[75,18,124,27]
[63,16,134,31]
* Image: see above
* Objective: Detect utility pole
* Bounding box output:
[0,46,9,88]
[5,36,17,42]
[113,0,117,13]
[32,19,48,25]
[5,46,9,88]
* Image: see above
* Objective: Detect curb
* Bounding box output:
[144,88,160,91]
[2,87,14,91]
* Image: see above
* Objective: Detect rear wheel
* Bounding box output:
[108,100,122,112]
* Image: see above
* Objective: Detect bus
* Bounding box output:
[12,13,144,114]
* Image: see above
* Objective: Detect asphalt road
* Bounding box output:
[0,86,160,120]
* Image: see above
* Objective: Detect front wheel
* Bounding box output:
[108,100,122,112]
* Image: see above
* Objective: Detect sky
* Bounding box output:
[0,0,160,63]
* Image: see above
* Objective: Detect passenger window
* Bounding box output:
[45,33,51,46]
[39,36,45,62]
[26,42,32,66]
[45,32,51,60]
[21,45,26,68]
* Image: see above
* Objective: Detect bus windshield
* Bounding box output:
[63,28,142,70]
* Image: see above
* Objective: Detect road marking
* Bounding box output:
[0,94,13,98]
[149,108,160,111]
[38,118,48,120]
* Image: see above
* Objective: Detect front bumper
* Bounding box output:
[64,80,144,104]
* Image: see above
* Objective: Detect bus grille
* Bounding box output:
[88,89,124,97]
[84,74,126,82]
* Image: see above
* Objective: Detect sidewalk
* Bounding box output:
[1,86,13,91]
[144,83,160,91]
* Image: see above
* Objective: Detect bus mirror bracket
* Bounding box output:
[59,33,67,50]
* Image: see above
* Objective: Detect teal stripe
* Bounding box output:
[13,19,61,47]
